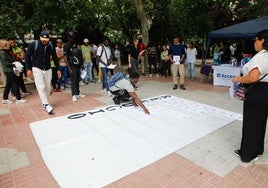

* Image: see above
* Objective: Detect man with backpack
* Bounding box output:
[63,31,85,102]
[109,71,150,115]
[25,30,61,114]
[97,38,112,93]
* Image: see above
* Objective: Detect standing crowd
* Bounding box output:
[1,31,199,115]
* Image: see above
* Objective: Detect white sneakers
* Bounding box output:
[16,99,28,103]
[46,105,54,114]
[150,74,159,78]
[2,99,28,104]
[72,94,85,102]
[72,95,77,102]
[43,104,54,114]
[76,94,85,98]
[2,99,14,104]
[101,89,113,97]
[79,81,85,86]
[101,89,108,94]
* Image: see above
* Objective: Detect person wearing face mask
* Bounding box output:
[25,30,61,114]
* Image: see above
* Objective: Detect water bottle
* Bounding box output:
[231,59,236,67]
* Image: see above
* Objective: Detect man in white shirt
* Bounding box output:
[81,38,93,83]
[97,38,112,93]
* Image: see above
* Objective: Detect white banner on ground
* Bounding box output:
[30,94,242,188]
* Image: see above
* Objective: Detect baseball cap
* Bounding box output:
[56,39,63,43]
[40,31,50,41]
[83,38,89,43]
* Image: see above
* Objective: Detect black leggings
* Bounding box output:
[3,72,22,100]
[70,66,81,96]
[149,57,157,74]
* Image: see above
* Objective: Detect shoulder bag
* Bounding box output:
[235,73,268,100]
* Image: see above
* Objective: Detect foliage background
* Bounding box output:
[1,0,267,60]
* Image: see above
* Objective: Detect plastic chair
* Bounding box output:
[200,64,213,83]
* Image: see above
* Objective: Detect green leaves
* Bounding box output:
[0,0,267,44]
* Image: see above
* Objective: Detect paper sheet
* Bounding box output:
[173,55,180,65]
[80,69,87,79]
[107,64,117,69]
[229,82,240,99]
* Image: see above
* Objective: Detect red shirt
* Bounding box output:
[138,43,146,56]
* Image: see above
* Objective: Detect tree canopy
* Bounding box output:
[1,0,267,52]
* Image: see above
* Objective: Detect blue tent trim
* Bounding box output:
[205,16,268,61]
[208,16,268,39]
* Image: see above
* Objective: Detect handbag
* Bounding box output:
[234,73,268,100]
[234,84,247,100]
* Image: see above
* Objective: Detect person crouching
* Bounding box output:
[109,72,150,115]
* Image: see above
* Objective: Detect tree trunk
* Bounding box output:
[202,35,206,65]
[134,0,149,73]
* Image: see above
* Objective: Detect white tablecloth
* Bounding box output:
[212,65,242,87]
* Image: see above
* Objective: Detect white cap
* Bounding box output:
[83,38,89,43]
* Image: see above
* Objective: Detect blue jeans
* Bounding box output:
[92,57,99,79]
[101,67,108,91]
[83,62,93,82]
[130,58,139,73]
[58,66,68,88]
[187,63,195,78]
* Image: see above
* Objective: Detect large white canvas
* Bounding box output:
[30,94,242,188]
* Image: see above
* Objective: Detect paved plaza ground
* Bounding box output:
[0,64,268,188]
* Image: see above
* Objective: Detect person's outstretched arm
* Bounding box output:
[128,91,150,115]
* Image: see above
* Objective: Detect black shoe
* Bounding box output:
[141,73,145,76]
[173,85,178,90]
[234,150,259,162]
[180,84,186,90]
[113,96,120,105]
[234,150,241,158]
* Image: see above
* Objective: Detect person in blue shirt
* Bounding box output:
[168,35,186,90]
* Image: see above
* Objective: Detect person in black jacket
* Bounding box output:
[25,31,61,114]
[128,38,139,73]
[63,31,85,102]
